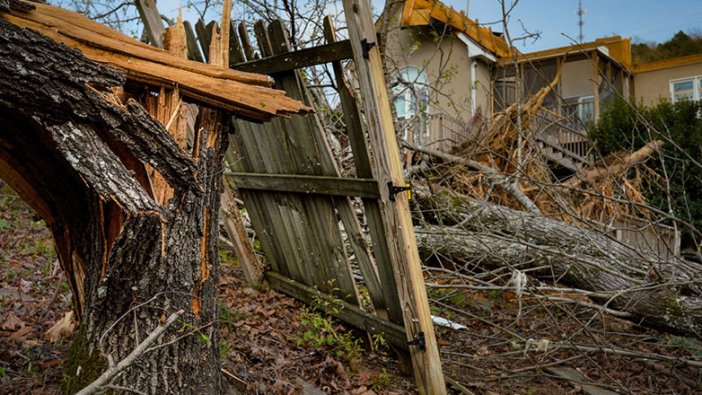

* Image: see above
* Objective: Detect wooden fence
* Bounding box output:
[176,8,445,393]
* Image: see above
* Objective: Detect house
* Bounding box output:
[382,0,702,158]
[633,54,702,106]
[383,0,509,150]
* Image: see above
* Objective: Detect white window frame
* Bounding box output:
[393,66,430,120]
[670,75,702,103]
[578,95,595,124]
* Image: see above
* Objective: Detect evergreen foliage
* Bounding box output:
[589,98,702,252]
[633,31,702,63]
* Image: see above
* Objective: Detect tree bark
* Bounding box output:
[0,18,224,394]
[413,189,702,338]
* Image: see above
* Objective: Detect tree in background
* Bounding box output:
[633,30,702,63]
[589,97,702,254]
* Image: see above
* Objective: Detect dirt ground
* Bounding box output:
[1,183,701,394]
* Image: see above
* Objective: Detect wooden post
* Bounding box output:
[592,50,600,122]
[341,0,446,393]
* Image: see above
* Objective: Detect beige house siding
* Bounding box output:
[385,26,475,120]
[634,62,702,106]
[384,24,494,149]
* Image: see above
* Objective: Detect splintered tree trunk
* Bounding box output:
[0,18,223,393]
[413,189,702,338]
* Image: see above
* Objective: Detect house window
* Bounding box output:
[393,67,429,119]
[670,76,702,103]
[578,96,595,124]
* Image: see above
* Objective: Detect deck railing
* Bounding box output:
[535,106,591,158]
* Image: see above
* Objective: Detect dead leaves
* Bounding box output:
[43,311,76,343]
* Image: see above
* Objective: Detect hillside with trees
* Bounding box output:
[633,30,702,63]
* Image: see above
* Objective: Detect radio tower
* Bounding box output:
[577,0,586,43]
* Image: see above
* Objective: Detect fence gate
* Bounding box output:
[185,8,445,393]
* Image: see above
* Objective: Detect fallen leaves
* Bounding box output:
[43,311,76,343]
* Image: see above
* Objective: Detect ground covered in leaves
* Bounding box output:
[0,184,414,394]
[2,183,701,394]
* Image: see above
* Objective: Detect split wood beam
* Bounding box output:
[341,0,447,393]
[2,3,309,122]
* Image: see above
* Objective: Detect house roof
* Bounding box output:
[498,36,633,71]
[634,53,702,73]
[400,0,510,58]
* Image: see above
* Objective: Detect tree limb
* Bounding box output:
[75,310,184,395]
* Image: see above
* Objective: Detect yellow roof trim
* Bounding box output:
[400,0,510,58]
[634,53,702,73]
[497,36,632,70]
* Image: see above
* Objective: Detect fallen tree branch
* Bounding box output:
[401,140,541,214]
[563,140,663,189]
[413,189,702,337]
[76,310,184,395]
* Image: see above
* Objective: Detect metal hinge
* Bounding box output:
[387,181,411,201]
[361,39,376,59]
[407,331,426,351]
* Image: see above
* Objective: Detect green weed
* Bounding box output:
[369,368,391,391]
[296,284,361,366]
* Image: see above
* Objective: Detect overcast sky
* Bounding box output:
[158,0,702,52]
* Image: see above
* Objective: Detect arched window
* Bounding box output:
[393,67,429,119]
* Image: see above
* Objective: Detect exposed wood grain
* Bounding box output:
[2,3,311,122]
[342,0,447,392]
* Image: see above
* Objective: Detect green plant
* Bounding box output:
[370,332,388,352]
[589,97,702,251]
[219,302,245,328]
[219,340,230,359]
[218,250,238,266]
[369,368,391,391]
[296,285,361,366]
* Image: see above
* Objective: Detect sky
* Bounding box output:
[156,0,702,52]
[414,0,702,52]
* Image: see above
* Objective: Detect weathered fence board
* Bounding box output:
[189,12,446,392]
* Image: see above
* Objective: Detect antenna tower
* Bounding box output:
[577,0,586,43]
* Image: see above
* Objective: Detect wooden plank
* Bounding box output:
[322,16,409,369]
[194,19,212,61]
[225,173,379,198]
[342,0,447,393]
[323,16,397,315]
[3,11,308,123]
[134,0,165,48]
[261,20,359,304]
[7,5,270,86]
[183,21,204,62]
[237,22,256,61]
[231,40,353,74]
[267,272,407,349]
[228,20,246,65]
[220,0,231,68]
[253,20,273,58]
